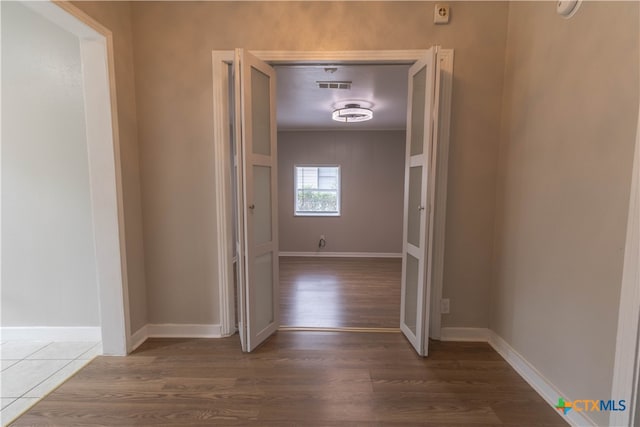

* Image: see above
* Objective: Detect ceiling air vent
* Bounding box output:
[316,81,352,90]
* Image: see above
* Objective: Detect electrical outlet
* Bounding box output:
[440,298,450,314]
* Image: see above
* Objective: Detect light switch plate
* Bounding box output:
[434,4,450,24]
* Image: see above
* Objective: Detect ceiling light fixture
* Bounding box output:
[332,104,373,123]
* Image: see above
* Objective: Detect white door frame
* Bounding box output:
[610,108,640,426]
[15,1,131,355]
[212,50,454,338]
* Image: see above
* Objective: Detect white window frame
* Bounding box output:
[294,164,341,217]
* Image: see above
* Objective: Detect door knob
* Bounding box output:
[418,205,425,211]
[249,204,255,210]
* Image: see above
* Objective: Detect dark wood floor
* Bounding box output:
[280,257,401,328]
[12,332,567,426]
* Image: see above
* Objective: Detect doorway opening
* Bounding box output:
[274,63,409,330]
[212,50,454,355]
[1,0,129,356]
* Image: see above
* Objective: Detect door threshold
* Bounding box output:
[278,326,401,333]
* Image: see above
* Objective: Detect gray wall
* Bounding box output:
[278,131,405,254]
[491,2,638,425]
[1,2,99,327]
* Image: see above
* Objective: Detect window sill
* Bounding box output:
[294,213,341,217]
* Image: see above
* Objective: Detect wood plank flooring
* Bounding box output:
[279,257,401,328]
[11,332,567,426]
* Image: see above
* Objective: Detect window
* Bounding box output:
[294,166,340,216]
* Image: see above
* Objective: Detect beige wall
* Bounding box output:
[127,1,508,326]
[491,2,638,424]
[72,1,148,334]
[278,131,405,254]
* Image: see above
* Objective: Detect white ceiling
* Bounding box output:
[275,64,410,131]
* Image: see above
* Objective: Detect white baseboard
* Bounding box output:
[129,325,148,352]
[126,323,224,353]
[0,326,101,342]
[440,327,489,342]
[487,331,596,427]
[147,323,222,338]
[127,323,223,353]
[279,251,402,258]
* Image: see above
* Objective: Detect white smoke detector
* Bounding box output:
[557,0,582,19]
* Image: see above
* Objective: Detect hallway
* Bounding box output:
[11,332,567,426]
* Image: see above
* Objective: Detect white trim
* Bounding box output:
[212,51,236,338]
[146,324,223,338]
[214,49,453,342]
[122,323,225,352]
[488,331,596,427]
[19,1,130,356]
[279,251,402,258]
[429,49,454,341]
[0,327,102,342]
[440,327,489,342]
[22,1,102,39]
[610,101,640,426]
[252,50,435,64]
[129,325,148,352]
[79,36,130,356]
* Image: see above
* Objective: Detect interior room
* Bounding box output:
[275,63,408,329]
[1,1,638,426]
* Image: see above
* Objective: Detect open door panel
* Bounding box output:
[234,49,279,352]
[399,47,437,357]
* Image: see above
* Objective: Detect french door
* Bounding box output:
[400,48,438,356]
[234,49,279,352]
[230,48,438,354]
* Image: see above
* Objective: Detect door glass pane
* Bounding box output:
[410,66,426,156]
[404,253,419,334]
[408,166,422,247]
[254,251,274,330]
[251,67,271,156]
[253,165,272,245]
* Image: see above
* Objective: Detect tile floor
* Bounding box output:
[0,341,101,426]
